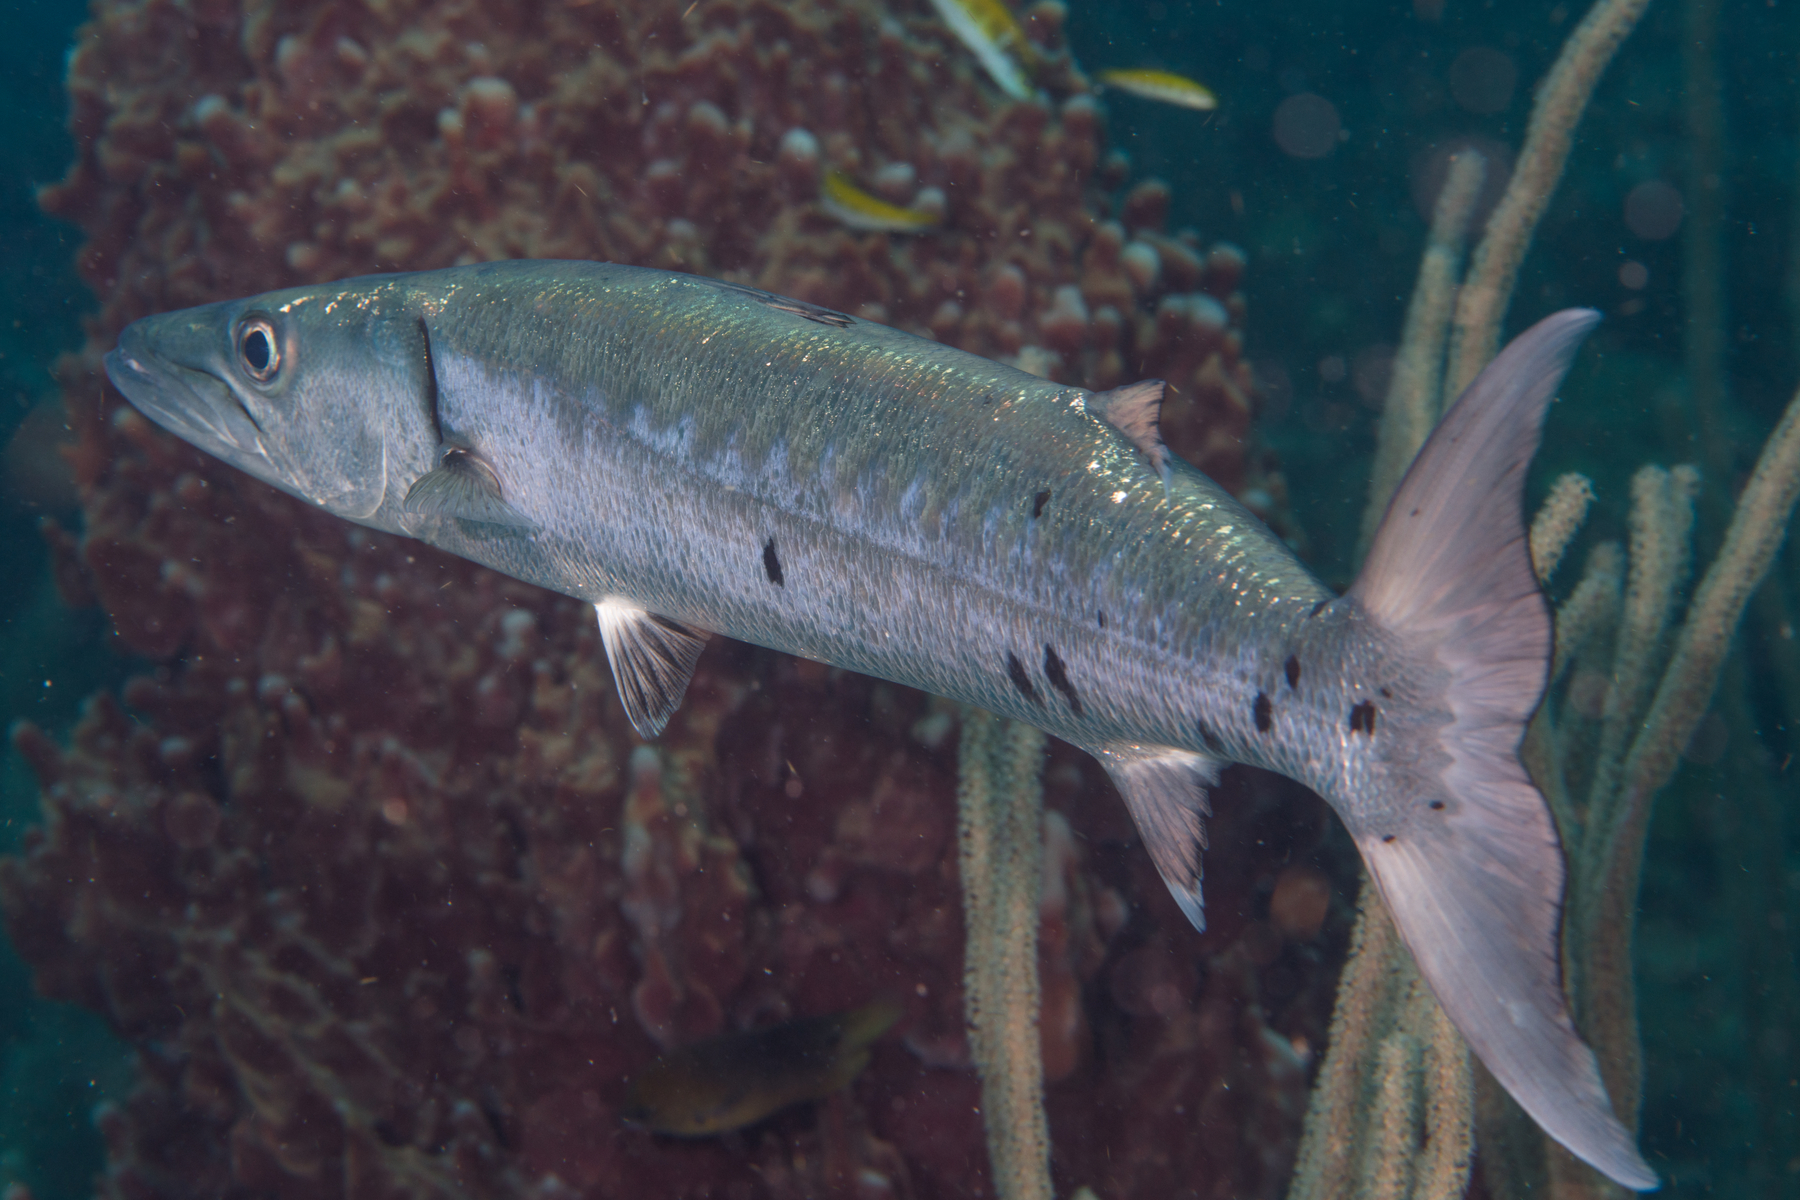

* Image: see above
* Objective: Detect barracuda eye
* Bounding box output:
[235,316,281,383]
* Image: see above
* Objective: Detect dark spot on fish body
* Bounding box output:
[1196,718,1225,754]
[763,538,784,586]
[1379,686,1393,699]
[1006,652,1044,706]
[1284,655,1300,689]
[1253,692,1272,733]
[1308,598,1330,619]
[1042,645,1082,715]
[1096,610,1107,629]
[1381,834,1397,844]
[1428,800,1445,810]
[1349,701,1378,736]
[1032,489,1051,519]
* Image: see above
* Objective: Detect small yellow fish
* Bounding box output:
[928,0,1036,100]
[1097,68,1218,111]
[820,172,941,234]
[621,1000,902,1136]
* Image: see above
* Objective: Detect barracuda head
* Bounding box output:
[104,276,438,533]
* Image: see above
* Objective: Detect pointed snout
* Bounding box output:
[104,307,268,464]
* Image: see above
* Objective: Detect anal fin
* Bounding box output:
[594,598,708,739]
[1094,744,1219,931]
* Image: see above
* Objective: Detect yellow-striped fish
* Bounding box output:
[820,171,941,234]
[928,0,1036,100]
[1098,68,1218,111]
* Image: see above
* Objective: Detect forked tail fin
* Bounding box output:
[1347,310,1657,1190]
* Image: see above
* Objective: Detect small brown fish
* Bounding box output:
[621,1000,902,1136]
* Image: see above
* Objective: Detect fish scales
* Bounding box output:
[105,260,1658,1190]
[420,264,1321,759]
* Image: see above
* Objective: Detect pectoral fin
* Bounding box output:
[403,447,537,529]
[1094,744,1219,931]
[594,598,708,739]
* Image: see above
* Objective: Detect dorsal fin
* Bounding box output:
[705,278,856,328]
[403,447,537,529]
[1093,379,1172,485]
[594,598,709,739]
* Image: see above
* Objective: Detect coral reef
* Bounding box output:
[0,0,1338,1197]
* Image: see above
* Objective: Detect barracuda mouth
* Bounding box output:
[105,325,271,468]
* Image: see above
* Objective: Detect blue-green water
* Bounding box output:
[2,1,1795,1196]
[1,3,132,1197]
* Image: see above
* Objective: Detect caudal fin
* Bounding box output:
[1348,310,1657,1190]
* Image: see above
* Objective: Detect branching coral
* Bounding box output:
[1357,148,1485,560]
[1441,0,1654,400]
[1548,394,1800,1191]
[955,708,1051,1200]
[1286,898,1472,1200]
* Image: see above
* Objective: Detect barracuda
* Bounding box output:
[105,260,1655,1189]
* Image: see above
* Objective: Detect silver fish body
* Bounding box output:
[106,260,1656,1189]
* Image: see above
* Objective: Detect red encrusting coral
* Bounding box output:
[2,0,1345,1196]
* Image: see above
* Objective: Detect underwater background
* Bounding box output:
[0,0,1794,1197]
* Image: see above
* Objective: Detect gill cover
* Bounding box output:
[105,289,420,525]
